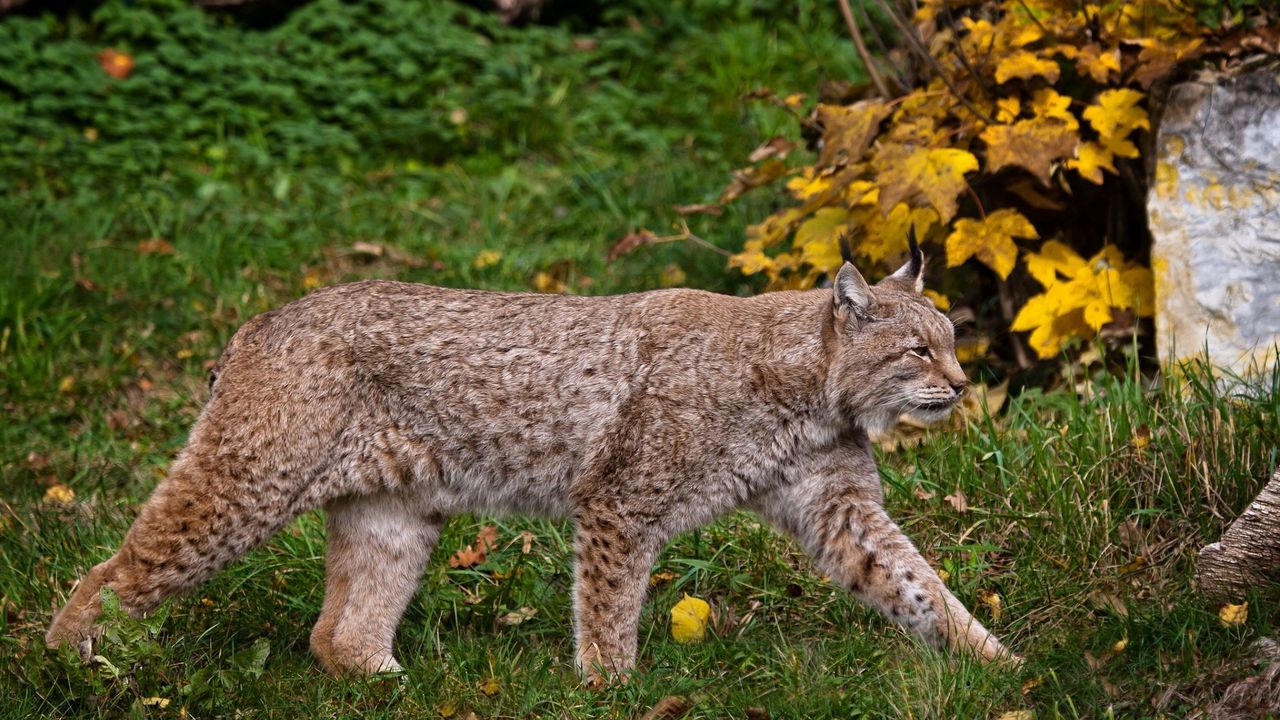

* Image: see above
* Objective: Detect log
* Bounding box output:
[1198,464,1280,603]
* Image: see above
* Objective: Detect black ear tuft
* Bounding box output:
[839,232,856,265]
[906,224,923,279]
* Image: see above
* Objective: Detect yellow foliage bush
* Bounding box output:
[719,0,1242,360]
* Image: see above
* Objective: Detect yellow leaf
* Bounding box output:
[923,289,951,311]
[994,50,1061,84]
[1082,89,1149,147]
[438,701,458,718]
[659,263,687,288]
[1219,602,1248,627]
[479,677,500,696]
[1075,43,1121,83]
[176,348,194,360]
[785,169,833,200]
[472,249,502,270]
[783,93,807,108]
[141,697,170,708]
[979,590,1003,621]
[58,376,76,393]
[1024,240,1085,287]
[302,270,322,290]
[1021,676,1042,694]
[995,97,1021,123]
[862,203,939,265]
[793,207,850,273]
[670,594,711,643]
[1112,637,1129,653]
[877,146,978,223]
[43,484,75,505]
[816,100,892,168]
[531,271,567,294]
[981,117,1078,186]
[1028,89,1078,131]
[1067,141,1115,184]
[945,209,1038,280]
[729,240,776,277]
[997,711,1034,720]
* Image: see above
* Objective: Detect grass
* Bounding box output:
[3,2,1280,718]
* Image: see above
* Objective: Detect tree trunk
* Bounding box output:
[1198,464,1280,603]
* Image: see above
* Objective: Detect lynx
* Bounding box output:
[46,236,1016,683]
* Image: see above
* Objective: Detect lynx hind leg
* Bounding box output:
[756,481,1015,665]
[310,492,441,676]
[571,502,666,687]
[46,451,308,653]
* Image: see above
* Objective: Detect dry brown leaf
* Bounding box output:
[497,607,537,626]
[719,159,787,203]
[944,489,969,513]
[136,238,174,255]
[605,229,657,262]
[816,100,892,168]
[748,136,797,163]
[981,117,1079,186]
[913,486,936,501]
[448,525,499,569]
[639,695,692,720]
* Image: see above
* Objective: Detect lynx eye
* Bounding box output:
[910,345,931,359]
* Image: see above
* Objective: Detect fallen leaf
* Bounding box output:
[498,607,537,626]
[979,590,1003,621]
[136,238,174,255]
[1118,555,1147,575]
[659,263,687,288]
[98,48,135,79]
[472,249,502,270]
[816,100,892,168]
[605,229,657,262]
[448,526,499,569]
[1112,637,1129,653]
[1131,425,1151,450]
[670,594,711,643]
[478,677,500,696]
[996,711,1034,720]
[639,696,693,720]
[438,701,458,718]
[531,271,568,294]
[913,486,936,501]
[944,489,968,513]
[719,159,787,203]
[43,484,75,505]
[1220,602,1248,627]
[518,530,534,554]
[58,376,76,394]
[351,241,385,258]
[748,136,797,163]
[141,697,170,708]
[650,570,678,587]
[1021,676,1042,694]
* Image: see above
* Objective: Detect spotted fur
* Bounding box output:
[46,252,1016,683]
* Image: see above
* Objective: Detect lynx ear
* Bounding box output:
[834,262,874,321]
[884,225,925,293]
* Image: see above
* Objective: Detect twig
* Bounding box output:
[942,2,993,104]
[838,0,891,98]
[997,282,1033,369]
[872,0,995,124]
[856,1,913,91]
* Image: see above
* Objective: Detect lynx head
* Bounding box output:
[827,228,967,435]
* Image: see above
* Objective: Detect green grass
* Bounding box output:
[4,1,1280,718]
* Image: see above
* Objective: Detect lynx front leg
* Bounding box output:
[755,468,1015,664]
[570,502,664,687]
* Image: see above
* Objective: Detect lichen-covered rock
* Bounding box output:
[1147,70,1280,383]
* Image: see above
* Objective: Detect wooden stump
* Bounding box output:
[1198,464,1280,603]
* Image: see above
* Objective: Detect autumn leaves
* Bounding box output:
[724,0,1211,359]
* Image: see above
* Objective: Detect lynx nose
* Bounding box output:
[949,379,967,396]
